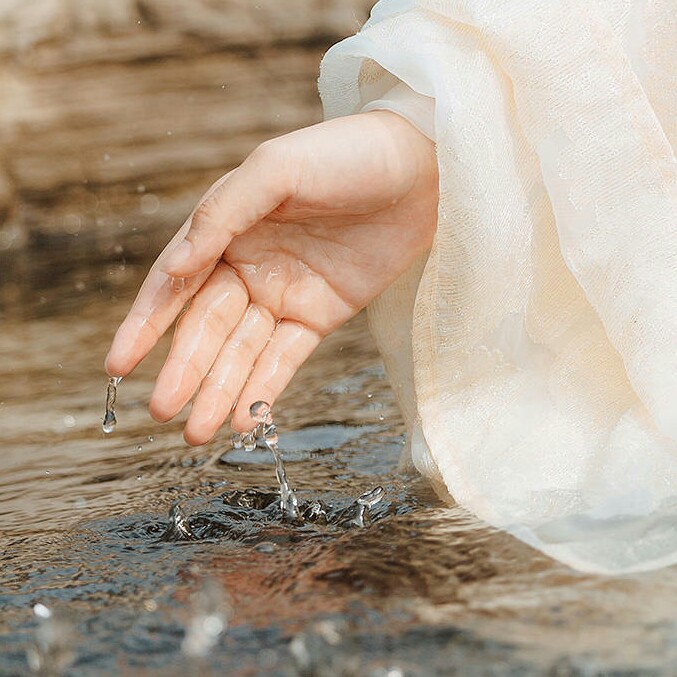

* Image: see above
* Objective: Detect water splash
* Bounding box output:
[246,401,301,522]
[102,376,122,434]
[161,502,196,541]
[26,603,77,675]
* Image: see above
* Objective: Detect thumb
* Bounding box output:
[163,139,296,277]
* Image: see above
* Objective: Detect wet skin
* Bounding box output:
[105,111,439,444]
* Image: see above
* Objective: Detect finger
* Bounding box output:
[230,320,322,431]
[104,173,235,377]
[183,304,276,446]
[104,261,211,378]
[148,262,249,422]
[162,140,297,278]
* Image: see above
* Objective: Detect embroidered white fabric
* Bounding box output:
[319,0,677,574]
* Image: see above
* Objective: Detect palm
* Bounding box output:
[106,112,437,443]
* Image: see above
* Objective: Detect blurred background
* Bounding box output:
[0,0,373,312]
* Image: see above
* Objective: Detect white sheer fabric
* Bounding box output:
[319,0,677,574]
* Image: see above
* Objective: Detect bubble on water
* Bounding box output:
[27,603,77,675]
[181,579,231,659]
[171,276,185,293]
[102,376,121,434]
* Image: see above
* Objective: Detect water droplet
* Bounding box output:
[249,400,272,424]
[242,432,256,452]
[136,445,143,451]
[171,276,185,293]
[102,376,121,434]
[263,424,278,446]
[147,435,155,442]
[231,433,243,450]
[63,415,75,428]
[144,599,158,612]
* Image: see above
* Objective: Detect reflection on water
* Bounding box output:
[1,265,676,676]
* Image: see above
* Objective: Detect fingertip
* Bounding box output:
[185,391,229,445]
[162,239,193,277]
[183,422,214,447]
[231,399,273,433]
[148,390,178,424]
[104,349,130,380]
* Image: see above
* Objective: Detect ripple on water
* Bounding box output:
[2,278,677,676]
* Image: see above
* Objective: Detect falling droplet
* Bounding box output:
[263,423,278,446]
[249,401,272,425]
[102,376,121,434]
[171,276,185,293]
[245,402,300,522]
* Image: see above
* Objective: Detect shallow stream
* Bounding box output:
[1,263,676,676]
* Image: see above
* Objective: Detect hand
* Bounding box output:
[105,111,438,444]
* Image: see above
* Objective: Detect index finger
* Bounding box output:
[104,234,214,378]
[104,172,237,377]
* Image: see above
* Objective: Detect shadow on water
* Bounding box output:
[1,268,676,676]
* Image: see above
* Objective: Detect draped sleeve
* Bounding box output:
[319,0,677,574]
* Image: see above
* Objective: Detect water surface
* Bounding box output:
[1,264,676,676]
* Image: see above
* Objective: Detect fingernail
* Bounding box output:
[164,239,192,272]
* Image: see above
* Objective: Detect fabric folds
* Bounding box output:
[319,0,677,573]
